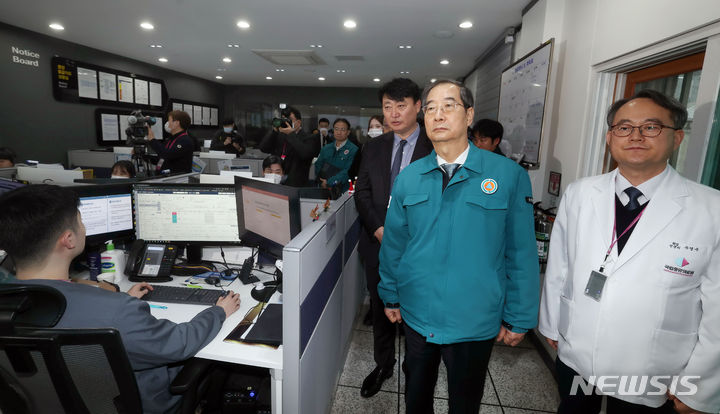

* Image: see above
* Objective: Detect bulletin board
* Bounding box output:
[169,98,219,127]
[95,108,165,147]
[497,39,554,166]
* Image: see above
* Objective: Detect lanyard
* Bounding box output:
[281,141,287,160]
[598,205,647,272]
[165,132,188,150]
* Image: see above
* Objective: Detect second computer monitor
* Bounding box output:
[69,183,135,246]
[133,183,241,244]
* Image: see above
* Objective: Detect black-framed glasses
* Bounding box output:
[610,123,679,137]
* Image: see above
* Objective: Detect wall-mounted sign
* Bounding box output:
[11,46,40,67]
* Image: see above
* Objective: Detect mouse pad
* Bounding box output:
[243,303,282,346]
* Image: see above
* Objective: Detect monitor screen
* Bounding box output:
[133,184,240,243]
[69,184,135,245]
[234,176,301,258]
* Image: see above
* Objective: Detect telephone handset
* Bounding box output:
[126,240,178,283]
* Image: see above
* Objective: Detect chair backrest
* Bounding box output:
[0,283,143,414]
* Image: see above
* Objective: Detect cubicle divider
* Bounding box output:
[282,192,364,413]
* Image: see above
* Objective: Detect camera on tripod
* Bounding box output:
[125,110,157,145]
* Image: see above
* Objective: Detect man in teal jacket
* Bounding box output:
[379,80,539,413]
[314,118,359,192]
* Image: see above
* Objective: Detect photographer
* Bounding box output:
[258,106,319,187]
[147,110,194,174]
[211,118,246,155]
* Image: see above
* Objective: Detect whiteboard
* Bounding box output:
[497,39,553,165]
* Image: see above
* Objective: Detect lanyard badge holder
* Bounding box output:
[584,207,646,301]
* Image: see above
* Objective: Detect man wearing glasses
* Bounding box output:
[314,118,358,192]
[379,79,538,412]
[539,89,720,413]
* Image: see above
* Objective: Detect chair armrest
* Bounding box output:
[170,358,213,394]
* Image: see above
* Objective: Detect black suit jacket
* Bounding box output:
[259,129,319,187]
[354,128,434,267]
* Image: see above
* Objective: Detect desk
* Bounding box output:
[117,269,284,413]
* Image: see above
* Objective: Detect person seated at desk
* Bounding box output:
[314,118,358,192]
[147,110,194,174]
[262,155,286,184]
[111,160,136,178]
[0,184,241,414]
[0,147,16,168]
[211,118,246,156]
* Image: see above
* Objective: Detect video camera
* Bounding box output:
[125,110,157,145]
[272,107,293,129]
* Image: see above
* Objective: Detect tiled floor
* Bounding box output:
[331,299,560,414]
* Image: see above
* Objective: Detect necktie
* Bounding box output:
[624,187,643,210]
[441,163,460,191]
[390,139,407,188]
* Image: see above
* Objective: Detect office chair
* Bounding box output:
[0,283,213,414]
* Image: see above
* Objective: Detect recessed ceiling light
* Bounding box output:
[158,57,168,63]
[336,69,346,73]
[459,21,473,29]
[140,22,154,30]
[217,68,226,72]
[49,23,65,31]
[149,44,162,48]
[227,44,239,48]
[400,71,410,74]
[343,20,357,29]
[373,78,381,82]
[430,78,437,83]
[236,20,250,29]
[440,59,450,65]
[275,68,285,72]
[216,75,223,80]
[318,77,326,81]
[222,57,232,63]
[310,44,323,48]
[398,45,412,49]
[266,76,273,80]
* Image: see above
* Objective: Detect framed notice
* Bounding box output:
[99,72,117,101]
[170,99,220,128]
[548,171,561,196]
[96,108,165,146]
[117,76,134,103]
[134,79,149,105]
[77,67,98,99]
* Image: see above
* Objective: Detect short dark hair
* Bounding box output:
[333,118,351,129]
[421,79,474,109]
[282,106,302,121]
[168,110,191,130]
[0,185,80,268]
[111,160,136,178]
[0,147,16,164]
[378,78,421,103]
[262,155,284,171]
[318,118,330,125]
[472,119,504,142]
[222,118,235,126]
[606,89,688,129]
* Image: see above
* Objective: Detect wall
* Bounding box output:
[0,22,224,165]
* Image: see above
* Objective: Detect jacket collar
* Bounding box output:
[418,142,485,175]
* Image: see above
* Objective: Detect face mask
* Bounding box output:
[319,127,328,136]
[223,127,233,133]
[164,121,171,133]
[111,175,127,179]
[265,173,283,184]
[368,128,383,138]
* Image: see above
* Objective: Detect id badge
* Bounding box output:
[584,270,607,302]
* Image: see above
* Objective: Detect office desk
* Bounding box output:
[117,271,284,413]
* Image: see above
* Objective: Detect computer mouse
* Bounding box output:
[206,276,220,285]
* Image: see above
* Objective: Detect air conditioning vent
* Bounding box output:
[335,55,365,62]
[251,50,326,65]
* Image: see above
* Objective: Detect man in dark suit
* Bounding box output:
[354,78,434,398]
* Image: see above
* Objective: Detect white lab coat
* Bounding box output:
[539,167,720,412]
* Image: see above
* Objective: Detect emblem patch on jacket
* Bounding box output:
[481,179,497,194]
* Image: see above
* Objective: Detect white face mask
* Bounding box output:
[319,127,328,136]
[111,175,127,179]
[223,127,233,133]
[368,128,383,138]
[265,173,283,184]
[164,121,171,133]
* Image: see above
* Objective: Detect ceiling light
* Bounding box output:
[398,45,412,49]
[49,23,65,31]
[275,68,285,72]
[459,21,473,29]
[222,57,232,63]
[149,44,162,48]
[336,69,346,73]
[310,44,323,48]
[158,57,168,63]
[430,78,437,83]
[236,20,250,29]
[343,20,357,29]
[318,77,326,81]
[215,75,223,80]
[400,71,410,74]
[140,22,154,30]
[266,76,273,80]
[217,68,226,72]
[373,78,381,82]
[440,59,450,65]
[227,44,239,48]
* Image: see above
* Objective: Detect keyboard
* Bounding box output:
[142,285,225,305]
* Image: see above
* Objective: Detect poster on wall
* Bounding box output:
[193,106,203,126]
[183,104,193,122]
[210,108,218,126]
[497,39,554,166]
[100,114,119,141]
[149,82,162,106]
[172,102,183,111]
[99,72,117,101]
[77,67,98,99]
[134,79,149,105]
[117,76,134,103]
[202,107,211,126]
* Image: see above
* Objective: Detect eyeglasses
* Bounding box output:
[610,123,679,137]
[333,127,348,132]
[422,101,465,115]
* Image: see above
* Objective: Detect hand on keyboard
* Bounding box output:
[128,282,154,299]
[217,291,241,318]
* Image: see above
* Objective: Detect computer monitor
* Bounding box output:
[133,183,241,244]
[69,183,135,246]
[234,176,302,260]
[0,179,26,195]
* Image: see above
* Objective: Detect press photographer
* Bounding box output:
[211,118,246,155]
[258,105,319,187]
[147,110,194,174]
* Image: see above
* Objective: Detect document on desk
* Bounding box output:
[225,303,282,347]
